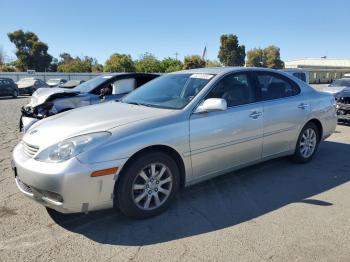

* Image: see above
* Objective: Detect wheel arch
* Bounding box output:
[305,118,323,142]
[118,144,186,188]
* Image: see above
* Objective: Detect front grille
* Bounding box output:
[17,178,33,194]
[339,97,350,104]
[22,141,39,157]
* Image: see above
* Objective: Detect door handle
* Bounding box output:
[298,103,309,110]
[249,111,262,119]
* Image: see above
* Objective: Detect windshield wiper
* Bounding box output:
[121,101,153,107]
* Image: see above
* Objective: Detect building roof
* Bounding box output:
[285,58,350,69]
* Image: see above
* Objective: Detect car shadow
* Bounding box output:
[48,140,350,246]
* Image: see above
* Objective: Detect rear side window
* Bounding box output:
[256,73,300,101]
[206,73,256,107]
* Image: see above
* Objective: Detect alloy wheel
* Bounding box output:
[299,128,317,158]
[132,163,173,210]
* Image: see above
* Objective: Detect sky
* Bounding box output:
[0,0,349,64]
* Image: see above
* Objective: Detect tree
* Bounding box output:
[246,48,265,67]
[246,46,284,69]
[263,45,284,69]
[206,59,222,67]
[104,53,135,72]
[7,30,52,71]
[183,55,205,69]
[160,57,183,72]
[0,65,16,72]
[218,34,245,66]
[135,53,162,73]
[56,54,101,72]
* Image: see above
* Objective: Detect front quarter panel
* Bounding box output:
[76,111,193,181]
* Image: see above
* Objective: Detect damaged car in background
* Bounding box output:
[17,77,49,95]
[60,79,85,89]
[323,78,350,122]
[20,73,159,132]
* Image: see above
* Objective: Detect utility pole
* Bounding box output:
[174,52,179,60]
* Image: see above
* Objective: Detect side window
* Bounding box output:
[206,73,256,107]
[256,73,300,101]
[135,75,157,88]
[112,78,136,95]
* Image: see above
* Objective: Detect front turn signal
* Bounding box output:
[90,167,118,177]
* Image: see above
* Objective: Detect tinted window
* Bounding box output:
[256,73,300,101]
[330,79,350,87]
[206,73,256,107]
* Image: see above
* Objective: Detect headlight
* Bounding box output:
[35,132,111,163]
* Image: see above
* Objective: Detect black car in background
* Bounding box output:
[16,78,48,95]
[0,78,19,98]
[60,79,85,89]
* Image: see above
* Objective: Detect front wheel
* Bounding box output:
[115,151,180,219]
[291,122,320,163]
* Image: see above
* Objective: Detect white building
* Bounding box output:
[285,58,350,84]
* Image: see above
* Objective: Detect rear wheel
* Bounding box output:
[12,90,18,98]
[115,151,180,219]
[291,122,320,163]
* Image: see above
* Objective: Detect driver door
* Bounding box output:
[189,72,263,180]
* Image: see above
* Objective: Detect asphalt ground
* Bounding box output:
[0,85,349,261]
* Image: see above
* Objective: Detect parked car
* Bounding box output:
[60,79,85,89]
[17,78,48,95]
[282,69,309,83]
[0,77,19,98]
[46,78,67,88]
[12,67,337,219]
[323,78,350,122]
[20,73,159,132]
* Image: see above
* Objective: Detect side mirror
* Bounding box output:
[194,98,227,114]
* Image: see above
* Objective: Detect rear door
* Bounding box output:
[254,71,310,158]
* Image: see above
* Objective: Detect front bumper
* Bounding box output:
[19,87,34,95]
[12,142,128,213]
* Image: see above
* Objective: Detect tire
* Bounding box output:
[12,90,18,98]
[291,122,320,163]
[115,151,180,219]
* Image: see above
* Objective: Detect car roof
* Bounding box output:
[172,67,286,76]
[0,77,13,81]
[100,72,160,77]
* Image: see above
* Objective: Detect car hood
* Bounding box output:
[17,83,34,88]
[335,87,350,98]
[23,101,173,147]
[322,85,347,95]
[28,87,80,107]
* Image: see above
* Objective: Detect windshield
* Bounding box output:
[122,73,214,109]
[17,78,35,85]
[330,79,350,87]
[73,75,112,93]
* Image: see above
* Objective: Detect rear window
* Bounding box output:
[256,73,300,101]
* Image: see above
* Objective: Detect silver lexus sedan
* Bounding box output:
[12,67,337,219]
